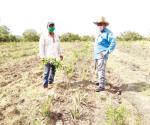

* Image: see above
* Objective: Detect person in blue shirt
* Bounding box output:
[93,16,116,92]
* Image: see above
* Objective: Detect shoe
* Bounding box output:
[95,82,99,86]
[43,84,48,88]
[96,87,105,92]
[49,81,54,84]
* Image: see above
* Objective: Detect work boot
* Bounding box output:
[96,87,105,92]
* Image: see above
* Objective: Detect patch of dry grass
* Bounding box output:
[1,41,150,125]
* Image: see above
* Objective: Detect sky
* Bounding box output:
[0,0,150,36]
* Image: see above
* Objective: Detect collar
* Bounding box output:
[101,28,107,33]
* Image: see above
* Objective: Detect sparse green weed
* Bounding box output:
[41,95,54,117]
[105,104,127,125]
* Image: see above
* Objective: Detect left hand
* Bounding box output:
[103,50,108,56]
[100,51,108,58]
[99,53,104,58]
[60,55,63,61]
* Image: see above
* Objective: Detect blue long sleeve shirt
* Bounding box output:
[94,28,116,59]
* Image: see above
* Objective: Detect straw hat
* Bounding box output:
[93,16,109,26]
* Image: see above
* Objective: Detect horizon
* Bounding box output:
[0,0,150,37]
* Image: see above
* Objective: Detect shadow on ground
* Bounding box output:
[55,80,124,95]
[103,82,150,95]
[54,80,96,92]
[121,82,150,92]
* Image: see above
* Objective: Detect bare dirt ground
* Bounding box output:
[0,57,121,125]
[0,41,150,125]
[107,41,150,125]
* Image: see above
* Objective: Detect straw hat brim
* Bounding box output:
[93,22,109,26]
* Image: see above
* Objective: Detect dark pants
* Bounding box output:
[43,63,56,87]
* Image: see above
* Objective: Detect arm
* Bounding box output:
[57,36,63,60]
[100,33,116,58]
[39,35,45,59]
[106,33,116,54]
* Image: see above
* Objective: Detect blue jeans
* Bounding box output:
[43,63,56,87]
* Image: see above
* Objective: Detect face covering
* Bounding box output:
[48,27,55,32]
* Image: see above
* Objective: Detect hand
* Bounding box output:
[60,55,63,61]
[41,58,44,61]
[99,51,108,59]
[40,58,45,65]
[99,53,104,58]
[103,50,109,56]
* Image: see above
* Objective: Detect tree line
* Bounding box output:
[0,25,39,42]
[0,25,150,42]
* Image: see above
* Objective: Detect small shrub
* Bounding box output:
[41,95,54,117]
[105,105,127,125]
[69,92,87,119]
[41,57,62,69]
[70,108,81,119]
[62,64,74,80]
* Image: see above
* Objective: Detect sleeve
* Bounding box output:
[106,33,116,54]
[57,36,63,56]
[39,34,45,58]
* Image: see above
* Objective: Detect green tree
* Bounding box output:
[0,25,10,35]
[117,31,143,41]
[9,34,21,42]
[60,33,81,42]
[80,35,95,42]
[0,25,21,42]
[146,33,150,41]
[22,29,39,42]
[0,25,10,42]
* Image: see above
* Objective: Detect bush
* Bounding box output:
[146,34,150,41]
[60,32,81,42]
[60,32,95,42]
[22,29,39,42]
[0,25,22,42]
[80,35,95,42]
[41,95,54,117]
[9,35,22,42]
[0,25,10,35]
[105,105,127,125]
[0,34,9,42]
[0,25,10,42]
[117,31,143,41]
